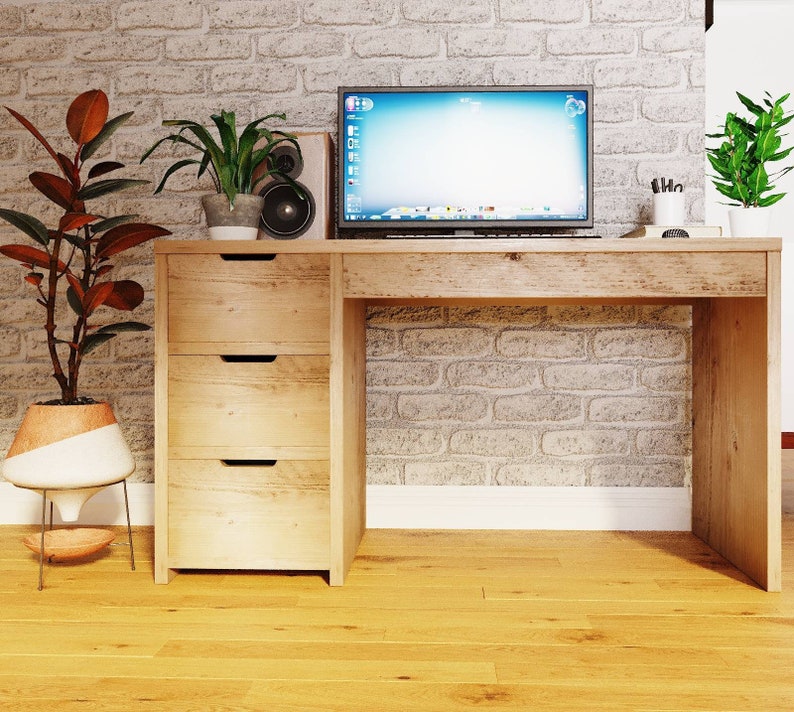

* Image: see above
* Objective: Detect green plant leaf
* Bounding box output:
[66,284,83,315]
[81,111,133,160]
[77,178,149,201]
[0,208,50,245]
[82,332,116,355]
[90,215,138,234]
[96,320,151,334]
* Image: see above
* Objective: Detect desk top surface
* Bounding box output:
[155,237,782,255]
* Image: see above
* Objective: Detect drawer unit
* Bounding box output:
[168,354,329,450]
[167,252,330,349]
[167,459,330,569]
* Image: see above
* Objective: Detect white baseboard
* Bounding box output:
[366,485,692,531]
[0,482,691,531]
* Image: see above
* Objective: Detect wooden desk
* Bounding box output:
[154,238,782,590]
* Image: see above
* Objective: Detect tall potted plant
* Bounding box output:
[141,110,302,240]
[706,90,794,236]
[0,89,170,522]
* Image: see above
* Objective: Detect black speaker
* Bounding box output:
[257,132,333,240]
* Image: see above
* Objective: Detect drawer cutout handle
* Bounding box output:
[219,253,276,262]
[220,355,277,363]
[221,459,278,467]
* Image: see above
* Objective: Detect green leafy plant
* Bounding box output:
[706,91,794,208]
[0,89,171,405]
[140,110,301,208]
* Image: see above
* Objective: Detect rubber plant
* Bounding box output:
[0,89,171,404]
[706,91,794,207]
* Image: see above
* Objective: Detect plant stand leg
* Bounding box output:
[123,480,135,571]
[38,490,47,591]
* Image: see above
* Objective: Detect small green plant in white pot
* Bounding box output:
[706,91,794,236]
[141,110,301,240]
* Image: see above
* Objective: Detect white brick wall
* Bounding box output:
[0,0,704,488]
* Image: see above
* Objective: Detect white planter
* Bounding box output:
[728,206,772,237]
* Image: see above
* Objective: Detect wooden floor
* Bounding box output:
[1,461,793,712]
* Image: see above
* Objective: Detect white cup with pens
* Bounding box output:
[651,178,685,225]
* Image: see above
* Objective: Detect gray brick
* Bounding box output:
[494,394,582,423]
[543,364,634,391]
[368,305,444,324]
[548,28,636,56]
[542,429,629,456]
[258,32,346,59]
[642,26,704,53]
[367,328,399,357]
[210,64,297,94]
[302,61,396,93]
[405,460,486,485]
[397,393,488,422]
[367,393,394,420]
[400,60,493,86]
[636,429,690,456]
[495,462,586,486]
[642,93,705,123]
[354,29,441,59]
[447,29,543,58]
[117,1,203,30]
[446,361,539,389]
[367,427,443,456]
[24,4,112,31]
[0,6,21,31]
[0,327,21,358]
[117,68,204,96]
[403,328,492,357]
[208,1,298,28]
[0,68,20,97]
[592,0,683,23]
[589,462,686,486]
[449,428,536,457]
[595,58,683,89]
[500,0,586,23]
[596,125,680,154]
[25,69,110,98]
[167,36,253,62]
[498,330,585,359]
[447,306,545,324]
[402,0,492,24]
[76,37,163,63]
[494,60,592,86]
[303,0,395,26]
[593,328,687,359]
[366,459,403,485]
[0,38,66,62]
[548,305,636,325]
[640,364,690,392]
[367,360,440,387]
[588,396,679,424]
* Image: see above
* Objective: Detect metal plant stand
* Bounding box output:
[36,479,135,590]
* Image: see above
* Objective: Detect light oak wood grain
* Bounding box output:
[1,515,793,711]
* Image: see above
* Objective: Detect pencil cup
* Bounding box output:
[652,192,685,226]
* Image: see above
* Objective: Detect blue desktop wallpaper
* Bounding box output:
[341,89,589,225]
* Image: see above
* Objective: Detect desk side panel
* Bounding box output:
[692,288,780,590]
[329,255,367,585]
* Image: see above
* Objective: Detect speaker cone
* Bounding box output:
[259,180,314,239]
[270,143,303,180]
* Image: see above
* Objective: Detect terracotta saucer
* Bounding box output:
[23,527,115,561]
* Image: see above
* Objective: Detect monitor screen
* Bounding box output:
[337,85,593,234]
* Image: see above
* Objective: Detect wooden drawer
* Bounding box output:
[167,252,330,349]
[168,355,329,449]
[167,459,330,569]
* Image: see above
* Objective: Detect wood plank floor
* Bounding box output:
[1,461,793,712]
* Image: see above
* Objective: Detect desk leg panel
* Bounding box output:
[692,295,781,591]
[329,257,367,585]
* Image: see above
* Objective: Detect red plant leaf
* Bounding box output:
[59,212,99,233]
[103,280,144,311]
[4,105,60,166]
[95,222,171,259]
[82,281,114,316]
[25,273,43,287]
[0,243,66,271]
[29,171,74,211]
[56,153,78,186]
[95,264,114,278]
[66,89,109,145]
[66,273,84,300]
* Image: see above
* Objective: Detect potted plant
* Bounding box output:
[706,90,794,236]
[141,110,302,240]
[0,89,171,523]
